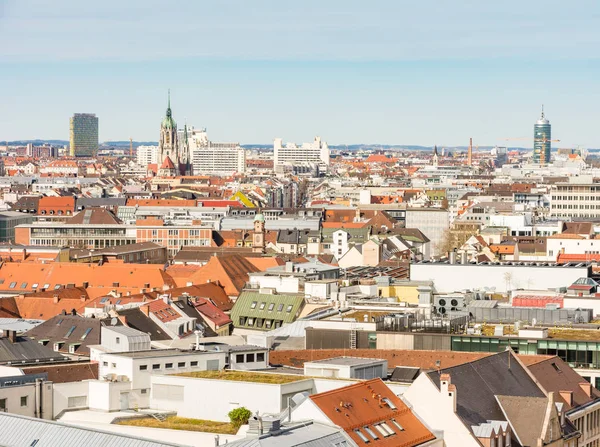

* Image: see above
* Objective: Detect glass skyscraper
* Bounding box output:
[69,113,98,157]
[533,107,551,164]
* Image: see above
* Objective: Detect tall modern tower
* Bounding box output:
[69,113,98,157]
[533,106,551,164]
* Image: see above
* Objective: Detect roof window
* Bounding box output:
[354,429,370,443]
[65,326,76,338]
[259,302,266,310]
[250,301,257,309]
[81,328,92,340]
[286,305,293,313]
[8,282,16,289]
[364,426,379,440]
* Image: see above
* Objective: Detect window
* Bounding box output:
[20,396,28,407]
[257,353,265,362]
[354,429,370,443]
[391,419,404,431]
[178,362,186,368]
[103,361,108,367]
[116,337,120,344]
[364,426,379,440]
[8,282,16,289]
[43,283,50,289]
[239,317,246,326]
[20,282,27,289]
[277,304,284,312]
[65,326,76,338]
[383,398,397,410]
[246,353,255,363]
[152,364,160,370]
[54,284,61,290]
[259,302,266,310]
[141,389,148,394]
[250,301,257,309]
[286,305,293,313]
[247,318,255,327]
[111,363,116,368]
[236,354,245,363]
[374,422,394,437]
[0,399,6,411]
[268,303,275,311]
[139,365,148,371]
[190,361,198,367]
[32,283,38,289]
[165,363,173,369]
[81,328,92,340]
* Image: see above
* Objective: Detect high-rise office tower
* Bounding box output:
[533,106,551,164]
[69,113,98,157]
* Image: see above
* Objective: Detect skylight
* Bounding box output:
[81,328,92,340]
[65,326,76,338]
[364,426,379,440]
[354,429,370,443]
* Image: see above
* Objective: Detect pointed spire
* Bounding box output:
[433,145,438,156]
[166,89,172,117]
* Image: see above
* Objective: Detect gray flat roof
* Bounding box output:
[305,356,386,367]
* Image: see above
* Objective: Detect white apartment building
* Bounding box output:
[551,176,600,218]
[273,136,330,167]
[189,127,245,175]
[136,145,159,167]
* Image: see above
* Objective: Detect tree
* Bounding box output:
[228,407,252,428]
[438,226,473,256]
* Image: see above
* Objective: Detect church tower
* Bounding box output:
[432,145,439,167]
[158,90,179,175]
[252,213,266,253]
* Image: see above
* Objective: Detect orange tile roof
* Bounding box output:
[322,222,368,229]
[245,257,285,271]
[180,255,260,297]
[37,196,75,214]
[0,262,176,300]
[126,199,197,207]
[144,299,179,322]
[557,253,600,263]
[310,378,435,447]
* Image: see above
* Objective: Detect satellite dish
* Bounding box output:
[531,318,537,327]
[110,317,117,326]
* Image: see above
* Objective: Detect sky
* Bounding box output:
[0,0,599,147]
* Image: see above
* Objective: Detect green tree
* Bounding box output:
[228,407,252,428]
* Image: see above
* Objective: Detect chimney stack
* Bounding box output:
[468,137,473,167]
[53,295,59,304]
[6,330,17,343]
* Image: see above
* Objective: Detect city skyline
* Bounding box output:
[1,1,599,147]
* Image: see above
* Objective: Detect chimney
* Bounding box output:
[6,330,17,343]
[53,295,59,304]
[21,248,26,262]
[440,373,457,413]
[118,315,128,326]
[140,305,150,317]
[559,390,573,407]
[579,382,593,398]
[285,261,294,273]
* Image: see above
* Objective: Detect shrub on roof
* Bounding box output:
[228,407,252,428]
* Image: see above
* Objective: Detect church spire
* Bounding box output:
[166,89,172,117]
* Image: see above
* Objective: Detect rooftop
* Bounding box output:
[108,349,214,359]
[305,356,386,367]
[176,370,304,384]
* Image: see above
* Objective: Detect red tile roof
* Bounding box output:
[192,298,231,327]
[145,299,180,322]
[310,378,436,447]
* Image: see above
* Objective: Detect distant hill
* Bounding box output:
[4,139,69,146]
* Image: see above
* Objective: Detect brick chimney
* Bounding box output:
[140,304,150,317]
[579,382,593,398]
[53,294,59,304]
[559,390,573,407]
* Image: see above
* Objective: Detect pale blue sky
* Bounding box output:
[0,0,599,147]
